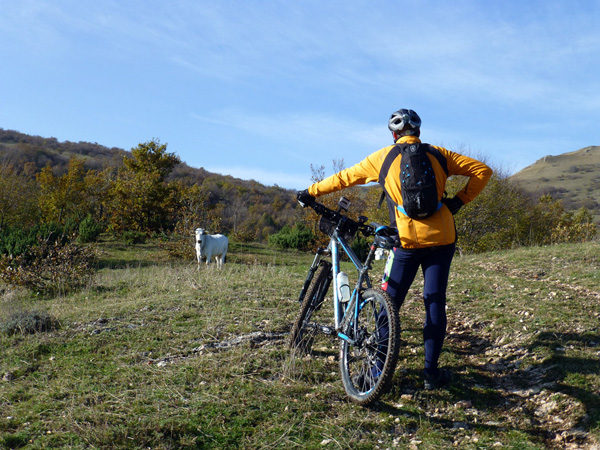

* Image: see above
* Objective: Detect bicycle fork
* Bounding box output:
[297,247,327,304]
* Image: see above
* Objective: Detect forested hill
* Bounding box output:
[1,128,597,250]
[0,128,298,240]
[0,128,287,189]
[0,128,130,173]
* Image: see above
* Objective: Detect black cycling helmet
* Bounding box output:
[388,109,421,136]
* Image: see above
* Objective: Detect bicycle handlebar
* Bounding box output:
[305,199,398,240]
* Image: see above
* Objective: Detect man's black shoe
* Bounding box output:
[424,369,452,390]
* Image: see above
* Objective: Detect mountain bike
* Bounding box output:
[289,197,401,405]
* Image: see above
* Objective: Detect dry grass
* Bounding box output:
[0,239,599,449]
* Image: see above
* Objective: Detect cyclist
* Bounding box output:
[297,109,492,389]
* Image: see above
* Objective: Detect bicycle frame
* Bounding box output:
[300,236,374,343]
[295,197,398,343]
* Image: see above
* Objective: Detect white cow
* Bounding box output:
[195,228,228,269]
[374,248,389,261]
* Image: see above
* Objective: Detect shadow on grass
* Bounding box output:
[373,329,599,448]
[95,258,164,270]
[526,331,600,428]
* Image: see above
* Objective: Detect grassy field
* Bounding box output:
[1,238,599,449]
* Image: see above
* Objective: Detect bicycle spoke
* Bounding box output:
[339,288,400,405]
[289,261,332,354]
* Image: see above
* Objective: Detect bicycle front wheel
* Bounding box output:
[339,288,400,405]
[289,261,332,354]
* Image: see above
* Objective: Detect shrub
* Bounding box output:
[232,226,256,243]
[350,234,370,261]
[0,309,59,335]
[159,233,195,260]
[0,223,66,261]
[78,214,104,243]
[449,172,598,253]
[122,230,147,245]
[269,223,315,251]
[0,239,96,296]
[552,207,598,243]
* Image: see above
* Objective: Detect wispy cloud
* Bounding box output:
[191,109,385,161]
[2,0,599,189]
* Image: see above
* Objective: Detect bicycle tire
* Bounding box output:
[289,261,332,354]
[339,288,400,405]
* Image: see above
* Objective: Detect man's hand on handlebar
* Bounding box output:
[296,189,315,208]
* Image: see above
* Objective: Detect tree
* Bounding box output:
[0,163,39,229]
[82,168,112,221]
[123,139,180,179]
[106,139,181,233]
[37,157,86,224]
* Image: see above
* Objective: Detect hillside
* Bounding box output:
[0,128,129,173]
[510,145,600,221]
[0,128,298,238]
[0,128,285,190]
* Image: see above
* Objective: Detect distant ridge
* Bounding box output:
[510,146,600,221]
[0,128,129,173]
[0,127,292,190]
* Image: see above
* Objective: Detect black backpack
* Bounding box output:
[378,143,448,224]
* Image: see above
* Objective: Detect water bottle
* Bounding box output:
[337,272,351,303]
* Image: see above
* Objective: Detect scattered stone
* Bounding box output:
[194,331,286,352]
[535,400,558,417]
[454,400,472,409]
[452,421,469,430]
[1,372,14,382]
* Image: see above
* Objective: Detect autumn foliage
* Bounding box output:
[0,132,597,296]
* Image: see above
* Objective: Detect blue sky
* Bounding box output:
[1,1,599,189]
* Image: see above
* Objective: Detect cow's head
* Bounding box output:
[195,228,205,245]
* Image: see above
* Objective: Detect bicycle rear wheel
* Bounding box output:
[289,261,332,354]
[339,288,400,405]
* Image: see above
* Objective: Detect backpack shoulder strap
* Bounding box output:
[378,144,403,187]
[376,145,401,222]
[424,144,448,176]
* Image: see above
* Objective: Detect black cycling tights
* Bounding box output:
[382,243,456,376]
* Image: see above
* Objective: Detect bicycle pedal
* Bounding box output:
[318,325,335,335]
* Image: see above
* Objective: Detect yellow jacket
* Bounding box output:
[308,135,493,249]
